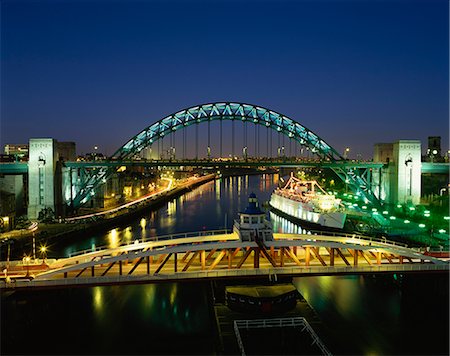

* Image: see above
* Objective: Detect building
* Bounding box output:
[28,138,76,220]
[373,140,421,205]
[3,144,29,161]
[425,136,444,162]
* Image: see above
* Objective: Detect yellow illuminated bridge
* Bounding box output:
[1,229,448,290]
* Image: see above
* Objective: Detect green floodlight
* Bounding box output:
[382,211,389,215]
[409,207,415,211]
[419,224,426,228]
[362,206,367,210]
[396,204,402,208]
[390,216,396,220]
[438,229,446,234]
[444,216,450,220]
[424,210,430,214]
[404,220,410,224]
[371,208,377,212]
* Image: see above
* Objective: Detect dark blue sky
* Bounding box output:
[1,0,448,158]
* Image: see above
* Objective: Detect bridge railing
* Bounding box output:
[303,229,409,248]
[67,229,232,257]
[234,317,332,356]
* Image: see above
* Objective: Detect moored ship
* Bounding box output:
[269,173,346,229]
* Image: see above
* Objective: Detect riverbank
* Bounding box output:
[0,174,216,257]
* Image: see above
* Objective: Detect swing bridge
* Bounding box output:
[2,228,448,289]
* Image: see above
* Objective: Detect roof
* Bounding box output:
[242,193,264,215]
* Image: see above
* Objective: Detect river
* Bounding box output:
[1,175,449,355]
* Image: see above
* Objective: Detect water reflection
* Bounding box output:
[270,211,310,234]
[3,174,448,355]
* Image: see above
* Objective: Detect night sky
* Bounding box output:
[1,0,448,159]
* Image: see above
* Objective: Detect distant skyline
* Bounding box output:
[1,0,448,159]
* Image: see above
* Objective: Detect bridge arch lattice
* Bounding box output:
[71,102,378,208]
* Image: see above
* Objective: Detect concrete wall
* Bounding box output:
[373,140,421,205]
[0,175,25,215]
[28,139,58,219]
[28,139,77,219]
[392,140,421,205]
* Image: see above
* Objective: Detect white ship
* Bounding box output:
[270,173,346,230]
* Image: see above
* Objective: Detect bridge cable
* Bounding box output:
[207,119,211,160]
[183,125,186,159]
[220,119,223,158]
[277,132,281,158]
[195,123,198,160]
[254,124,257,158]
[270,128,272,158]
[232,119,235,158]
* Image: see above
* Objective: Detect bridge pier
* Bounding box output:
[254,248,260,268]
[353,249,359,266]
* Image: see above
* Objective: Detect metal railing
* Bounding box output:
[68,229,232,257]
[5,263,448,290]
[276,229,409,248]
[233,317,332,356]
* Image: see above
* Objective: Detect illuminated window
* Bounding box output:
[38,167,44,205]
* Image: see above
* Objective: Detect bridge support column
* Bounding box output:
[91,266,95,277]
[146,255,150,274]
[174,253,178,272]
[293,246,297,256]
[399,255,403,264]
[305,246,310,267]
[254,248,260,268]
[201,250,206,270]
[119,260,122,275]
[330,248,335,266]
[353,249,359,266]
[280,247,285,267]
[376,251,381,265]
[228,249,232,268]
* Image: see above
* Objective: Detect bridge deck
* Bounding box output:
[1,231,447,289]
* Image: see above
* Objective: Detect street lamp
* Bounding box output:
[40,246,47,263]
[343,147,350,159]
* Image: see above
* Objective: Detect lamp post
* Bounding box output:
[24,256,31,276]
[343,147,350,159]
[40,246,47,264]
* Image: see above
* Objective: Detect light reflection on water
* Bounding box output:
[59,175,279,257]
[18,174,448,356]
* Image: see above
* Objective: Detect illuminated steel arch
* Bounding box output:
[71,102,378,209]
[113,102,343,160]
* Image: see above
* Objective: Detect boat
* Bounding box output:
[269,173,346,229]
